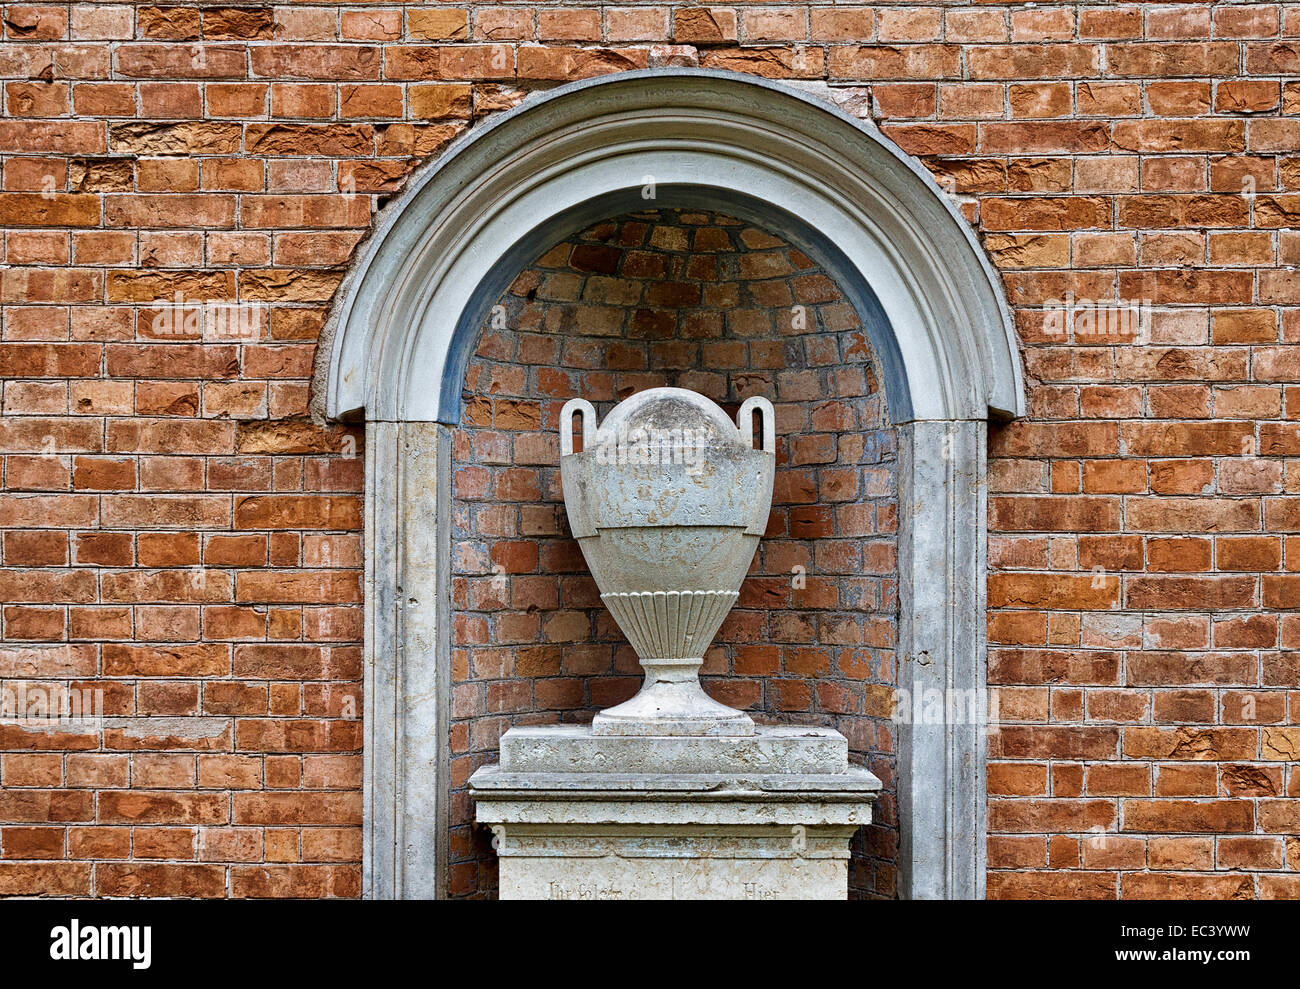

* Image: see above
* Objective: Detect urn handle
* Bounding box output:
[560,397,596,456]
[737,396,775,454]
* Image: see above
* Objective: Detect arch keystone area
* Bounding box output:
[315,68,1025,900]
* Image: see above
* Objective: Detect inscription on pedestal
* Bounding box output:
[500,853,845,901]
[546,881,625,900]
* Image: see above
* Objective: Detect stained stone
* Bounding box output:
[470,726,881,901]
[499,725,848,775]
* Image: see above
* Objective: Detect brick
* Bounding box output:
[1123,801,1254,834]
[1108,43,1239,78]
[988,574,1119,611]
[987,799,1116,833]
[1122,873,1253,900]
[98,863,226,897]
[0,862,90,895]
[230,863,358,897]
[968,44,1100,80]
[672,8,737,44]
[987,870,1117,900]
[828,44,961,80]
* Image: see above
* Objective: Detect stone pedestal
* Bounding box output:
[469,725,880,900]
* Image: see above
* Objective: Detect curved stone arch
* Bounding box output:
[317,69,1023,424]
[314,68,1025,900]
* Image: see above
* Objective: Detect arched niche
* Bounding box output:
[313,68,1025,900]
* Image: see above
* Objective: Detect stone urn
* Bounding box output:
[559,387,775,736]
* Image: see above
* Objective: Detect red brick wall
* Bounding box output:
[449,209,898,898]
[1,2,1298,899]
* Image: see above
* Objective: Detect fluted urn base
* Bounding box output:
[594,589,755,736]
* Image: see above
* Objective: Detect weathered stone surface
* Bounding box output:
[471,723,879,900]
[236,419,349,455]
[500,725,847,774]
[70,157,133,192]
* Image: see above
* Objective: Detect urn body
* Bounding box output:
[560,387,775,736]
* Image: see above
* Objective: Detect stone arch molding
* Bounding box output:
[315,68,1025,900]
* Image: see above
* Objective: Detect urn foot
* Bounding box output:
[592,657,756,736]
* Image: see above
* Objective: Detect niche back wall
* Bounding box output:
[448,208,900,899]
